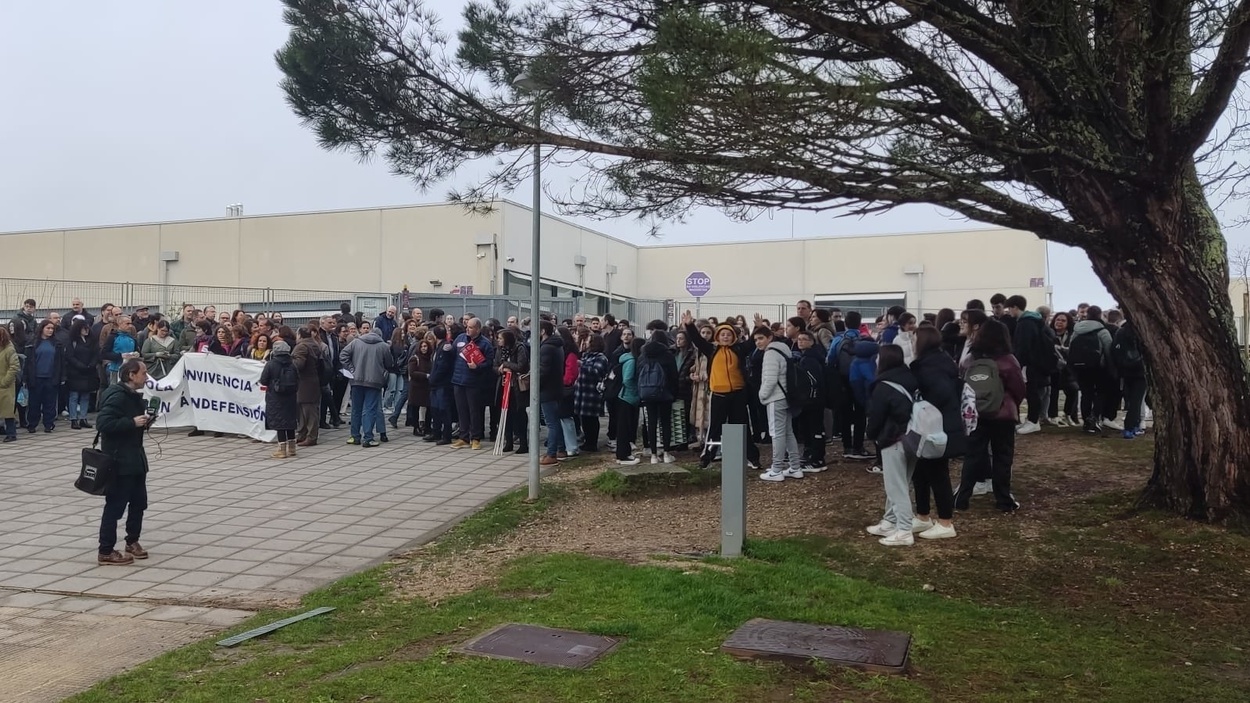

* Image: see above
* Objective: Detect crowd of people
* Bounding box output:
[2,293,1150,553]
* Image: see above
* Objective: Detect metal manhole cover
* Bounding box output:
[456,623,621,669]
[721,618,911,674]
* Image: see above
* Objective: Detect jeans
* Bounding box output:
[3,419,15,440]
[615,402,639,461]
[454,384,487,441]
[766,401,800,472]
[99,473,147,554]
[880,443,917,531]
[68,391,91,421]
[541,400,563,457]
[1122,377,1148,431]
[27,378,58,430]
[430,404,453,441]
[560,417,579,454]
[350,385,382,442]
[386,374,407,416]
[642,401,673,454]
[957,419,1017,510]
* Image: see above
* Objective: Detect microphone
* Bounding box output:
[146,396,161,417]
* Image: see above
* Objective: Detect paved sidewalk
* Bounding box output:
[0,422,531,702]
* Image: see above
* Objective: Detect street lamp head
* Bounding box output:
[512,71,545,93]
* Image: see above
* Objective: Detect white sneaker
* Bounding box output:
[650,454,660,464]
[918,523,958,540]
[747,461,759,470]
[1052,415,1069,427]
[781,468,804,479]
[866,464,883,474]
[662,452,677,464]
[866,519,895,537]
[1101,418,1124,431]
[759,470,787,482]
[606,439,617,450]
[1016,421,1041,435]
[879,530,915,547]
[972,480,992,496]
[911,518,934,533]
[617,457,641,466]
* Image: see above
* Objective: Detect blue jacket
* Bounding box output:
[849,339,879,408]
[429,338,456,410]
[373,313,398,343]
[827,329,861,367]
[451,333,495,388]
[881,323,900,345]
[104,330,137,374]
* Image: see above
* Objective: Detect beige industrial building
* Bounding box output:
[0,200,1051,320]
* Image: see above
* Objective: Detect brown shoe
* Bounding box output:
[296,439,316,447]
[556,451,569,459]
[98,550,135,565]
[125,542,149,559]
[450,439,469,449]
[540,455,559,467]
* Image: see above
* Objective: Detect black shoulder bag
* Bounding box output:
[76,432,116,496]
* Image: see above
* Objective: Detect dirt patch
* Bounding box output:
[386,430,1249,639]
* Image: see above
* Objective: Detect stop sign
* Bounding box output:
[685,271,712,297]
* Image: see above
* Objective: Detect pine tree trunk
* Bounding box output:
[1085,178,1250,522]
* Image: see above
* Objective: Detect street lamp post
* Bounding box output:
[514,73,544,501]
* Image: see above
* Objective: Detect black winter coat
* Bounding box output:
[538,335,565,404]
[866,366,919,449]
[23,337,66,385]
[96,382,149,477]
[260,351,299,431]
[909,347,968,458]
[65,336,100,393]
[639,340,679,403]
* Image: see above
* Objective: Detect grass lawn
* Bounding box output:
[67,430,1250,703]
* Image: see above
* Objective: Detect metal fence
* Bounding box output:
[0,277,676,330]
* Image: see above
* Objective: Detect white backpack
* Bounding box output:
[884,381,949,459]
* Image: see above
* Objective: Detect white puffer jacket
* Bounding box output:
[758,341,792,406]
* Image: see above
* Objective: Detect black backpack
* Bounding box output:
[1112,330,1143,371]
[636,356,671,403]
[836,335,858,378]
[772,348,819,408]
[602,351,625,401]
[272,358,299,394]
[1068,330,1103,371]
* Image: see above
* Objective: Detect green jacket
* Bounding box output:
[141,334,182,379]
[96,382,150,476]
[617,354,639,407]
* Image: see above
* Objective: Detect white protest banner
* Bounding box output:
[143,353,276,441]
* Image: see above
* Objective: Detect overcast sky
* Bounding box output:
[3,1,1246,310]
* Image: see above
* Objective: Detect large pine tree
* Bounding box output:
[277,0,1250,519]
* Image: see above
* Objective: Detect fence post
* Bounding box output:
[721,423,747,558]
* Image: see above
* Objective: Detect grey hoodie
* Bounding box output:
[1072,319,1113,368]
[339,330,391,388]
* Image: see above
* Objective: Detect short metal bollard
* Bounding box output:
[721,424,747,558]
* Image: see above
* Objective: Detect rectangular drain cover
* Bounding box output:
[722,618,911,674]
[456,623,621,669]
